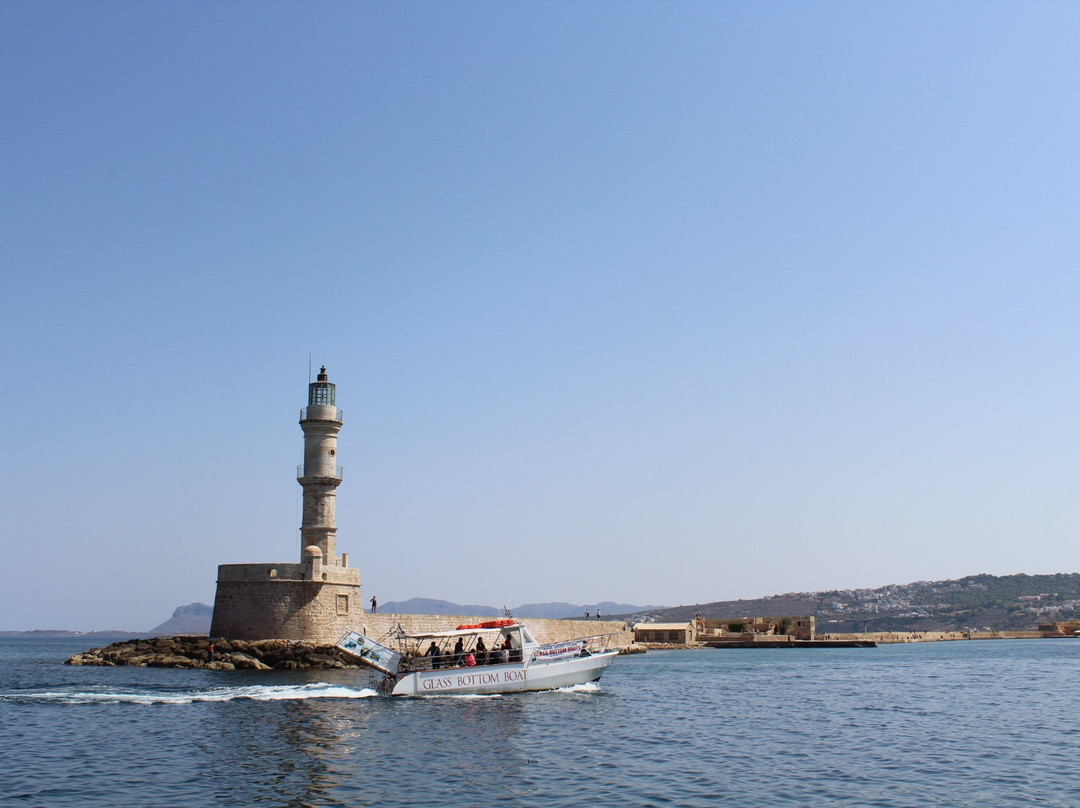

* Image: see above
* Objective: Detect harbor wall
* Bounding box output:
[820,629,1047,643]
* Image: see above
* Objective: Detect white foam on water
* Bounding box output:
[6,682,378,705]
[551,681,602,694]
[413,682,601,699]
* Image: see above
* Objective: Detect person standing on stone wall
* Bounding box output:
[369,595,377,614]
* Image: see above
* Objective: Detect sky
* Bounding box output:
[3,2,1080,631]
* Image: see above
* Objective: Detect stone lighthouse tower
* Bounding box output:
[299,365,344,566]
[210,365,363,642]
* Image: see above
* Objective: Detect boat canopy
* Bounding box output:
[400,623,523,641]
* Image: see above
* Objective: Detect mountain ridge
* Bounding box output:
[611,572,1080,632]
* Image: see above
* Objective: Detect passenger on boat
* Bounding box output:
[453,638,465,667]
[426,641,441,669]
[474,637,487,665]
[501,636,521,664]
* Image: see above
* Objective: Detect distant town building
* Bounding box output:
[696,615,816,641]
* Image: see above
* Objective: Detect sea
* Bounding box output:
[2,637,1078,808]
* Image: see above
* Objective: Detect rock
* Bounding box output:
[305,653,344,668]
[65,636,360,670]
[146,654,197,668]
[229,652,272,671]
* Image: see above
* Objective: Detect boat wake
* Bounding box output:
[3,682,378,705]
[417,682,602,700]
[552,681,601,694]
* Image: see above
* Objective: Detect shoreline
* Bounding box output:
[637,629,1075,651]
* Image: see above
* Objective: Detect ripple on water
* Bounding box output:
[3,639,1080,807]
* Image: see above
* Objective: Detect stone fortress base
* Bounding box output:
[210,560,362,644]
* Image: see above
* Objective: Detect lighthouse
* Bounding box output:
[210,365,363,642]
[299,365,343,566]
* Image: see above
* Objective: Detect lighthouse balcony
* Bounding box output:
[300,406,343,423]
[297,464,343,481]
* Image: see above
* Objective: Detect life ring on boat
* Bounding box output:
[455,619,515,630]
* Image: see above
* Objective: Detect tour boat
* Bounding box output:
[336,620,619,697]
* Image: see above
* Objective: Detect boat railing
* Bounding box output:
[578,631,620,654]
[530,631,620,664]
[397,647,523,673]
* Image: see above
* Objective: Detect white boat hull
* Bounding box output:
[388,651,618,697]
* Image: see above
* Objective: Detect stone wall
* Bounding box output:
[820,629,1049,643]
[209,582,633,649]
[1039,621,1080,636]
[210,577,363,643]
[215,560,360,586]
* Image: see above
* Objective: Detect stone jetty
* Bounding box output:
[65,636,363,671]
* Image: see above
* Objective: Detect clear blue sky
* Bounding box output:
[3,2,1079,631]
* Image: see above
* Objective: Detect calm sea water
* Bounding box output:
[2,637,1079,807]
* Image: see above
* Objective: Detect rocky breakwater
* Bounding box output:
[66,636,364,671]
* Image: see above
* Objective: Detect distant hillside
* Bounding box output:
[23,574,1077,635]
[616,573,1080,632]
[149,602,213,636]
[379,598,502,617]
